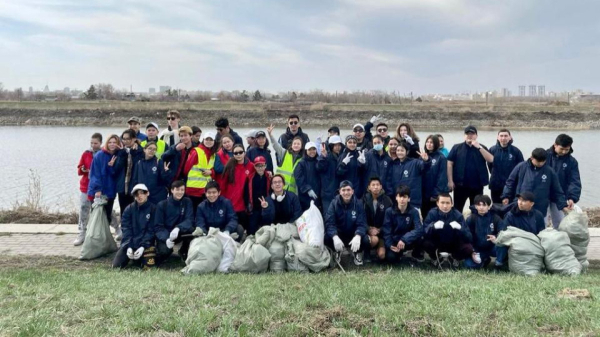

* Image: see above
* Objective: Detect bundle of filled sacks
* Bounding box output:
[495,206,589,276]
[183,201,331,274]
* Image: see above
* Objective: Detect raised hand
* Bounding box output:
[108,155,117,167]
[259,196,269,209]
[267,124,274,135]
[164,161,170,171]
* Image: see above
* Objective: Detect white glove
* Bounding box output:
[308,190,318,200]
[133,247,144,260]
[369,114,382,124]
[342,154,353,165]
[166,239,175,249]
[404,135,414,145]
[223,230,230,237]
[350,235,362,253]
[333,235,345,252]
[126,248,134,259]
[169,227,180,241]
[357,150,366,164]
[450,221,462,230]
[230,232,239,240]
[434,221,445,230]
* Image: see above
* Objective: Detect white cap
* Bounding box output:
[329,135,342,144]
[245,129,258,138]
[131,184,149,195]
[352,123,365,131]
[304,141,317,150]
[146,122,159,130]
[203,130,217,141]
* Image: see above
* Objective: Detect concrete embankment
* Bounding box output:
[1,101,599,129]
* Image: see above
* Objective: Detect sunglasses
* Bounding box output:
[289,121,299,125]
[233,151,245,155]
[167,117,177,120]
[377,128,387,132]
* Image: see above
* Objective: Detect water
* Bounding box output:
[1,126,598,211]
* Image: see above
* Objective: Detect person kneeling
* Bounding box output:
[423,193,475,268]
[325,181,370,266]
[382,186,424,264]
[196,181,241,240]
[363,177,393,261]
[154,180,195,263]
[112,184,156,270]
[464,195,502,269]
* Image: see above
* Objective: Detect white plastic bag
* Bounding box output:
[182,229,223,274]
[558,205,590,270]
[295,201,325,247]
[538,228,581,276]
[496,226,545,276]
[215,229,239,273]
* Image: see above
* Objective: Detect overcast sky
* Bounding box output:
[1,0,598,94]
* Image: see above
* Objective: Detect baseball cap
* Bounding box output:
[352,123,365,132]
[203,130,217,141]
[304,141,317,150]
[131,184,149,195]
[464,125,478,134]
[245,129,258,138]
[255,131,266,138]
[128,116,141,124]
[329,135,342,145]
[516,191,535,202]
[253,156,267,165]
[146,122,159,130]
[339,180,353,189]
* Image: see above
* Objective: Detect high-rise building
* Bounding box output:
[529,85,537,97]
[159,86,171,93]
[519,86,525,97]
[64,87,70,94]
[28,87,33,94]
[43,85,49,93]
[502,88,511,97]
[537,85,545,97]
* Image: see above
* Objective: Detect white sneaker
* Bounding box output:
[73,232,85,246]
[353,252,364,266]
[472,252,482,264]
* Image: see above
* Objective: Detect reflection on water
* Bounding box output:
[1,126,598,211]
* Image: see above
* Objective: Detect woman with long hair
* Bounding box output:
[214,134,235,187]
[396,122,420,158]
[421,134,448,218]
[88,134,121,224]
[221,143,255,232]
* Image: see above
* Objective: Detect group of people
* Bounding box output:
[76,110,582,270]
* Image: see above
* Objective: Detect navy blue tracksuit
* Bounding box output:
[382,206,423,261]
[195,196,238,234]
[488,140,524,203]
[113,201,156,269]
[421,151,448,217]
[317,152,340,215]
[385,157,429,209]
[448,142,490,212]
[546,147,582,203]
[337,149,366,199]
[463,206,502,269]
[364,149,392,188]
[294,155,321,211]
[154,196,194,261]
[132,157,174,205]
[423,207,474,260]
[495,204,546,266]
[325,195,369,252]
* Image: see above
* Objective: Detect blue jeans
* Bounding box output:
[464,247,504,269]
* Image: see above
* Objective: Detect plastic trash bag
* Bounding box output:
[214,229,239,273]
[255,226,276,248]
[558,205,590,270]
[295,201,325,247]
[538,228,581,276]
[496,226,545,276]
[296,242,331,272]
[230,235,271,273]
[285,239,308,272]
[80,198,118,260]
[182,229,223,274]
[267,223,299,272]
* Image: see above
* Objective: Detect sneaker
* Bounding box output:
[115,227,123,241]
[411,250,425,263]
[73,232,85,246]
[353,252,364,266]
[472,252,482,265]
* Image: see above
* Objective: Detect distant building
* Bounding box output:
[159,86,171,93]
[63,87,70,94]
[43,85,49,93]
[149,88,156,94]
[519,85,526,97]
[28,86,33,94]
[579,94,600,102]
[537,85,545,97]
[529,85,537,97]
[502,88,511,97]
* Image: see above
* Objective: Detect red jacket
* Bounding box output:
[221,160,255,212]
[183,144,215,197]
[78,150,94,193]
[245,171,272,209]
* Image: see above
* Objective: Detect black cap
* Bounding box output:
[516,191,535,202]
[345,135,358,143]
[464,125,478,134]
[255,131,266,138]
[328,126,340,134]
[339,180,353,189]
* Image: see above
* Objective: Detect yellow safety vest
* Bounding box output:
[187,147,215,189]
[276,151,300,194]
[141,139,167,159]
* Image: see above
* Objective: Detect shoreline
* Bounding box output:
[1,101,599,130]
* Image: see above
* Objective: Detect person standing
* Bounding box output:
[317,135,343,215]
[161,126,195,184]
[88,134,121,225]
[396,123,420,158]
[447,126,493,213]
[268,124,303,194]
[127,116,147,142]
[74,133,103,246]
[246,131,274,174]
[421,135,448,218]
[352,123,373,151]
[363,177,393,261]
[385,141,430,211]
[545,134,581,227]
[436,134,449,157]
[294,142,321,211]
[337,135,367,199]
[132,141,173,206]
[183,131,218,211]
[364,135,392,187]
[114,129,144,221]
[221,144,255,233]
[277,114,310,157]
[243,156,272,235]
[159,110,182,147]
[215,117,243,146]
[141,122,169,159]
[488,129,524,204]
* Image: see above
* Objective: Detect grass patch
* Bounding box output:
[1,256,599,336]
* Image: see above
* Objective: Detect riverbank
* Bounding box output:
[1,101,599,129]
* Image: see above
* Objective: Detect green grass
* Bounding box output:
[0,256,598,336]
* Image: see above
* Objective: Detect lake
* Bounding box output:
[1,125,597,211]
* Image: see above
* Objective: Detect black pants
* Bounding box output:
[325,234,370,253]
[236,211,249,232]
[247,209,267,236]
[422,237,474,261]
[118,193,134,215]
[385,240,422,263]
[188,195,206,216]
[421,198,437,219]
[453,186,483,213]
[156,233,194,263]
[490,188,503,204]
[112,245,156,269]
[104,198,115,224]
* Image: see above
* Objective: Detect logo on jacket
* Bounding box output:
[181,208,185,215]
[219,209,224,216]
[152,166,157,172]
[146,214,151,220]
[406,217,410,223]
[509,154,513,160]
[379,204,385,210]
[351,210,356,219]
[563,163,567,169]
[490,223,494,230]
[384,162,388,167]
[403,170,409,177]
[432,159,437,165]
[541,174,547,182]
[245,170,250,175]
